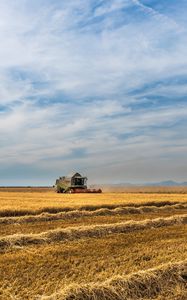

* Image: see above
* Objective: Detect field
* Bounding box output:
[0,189,187,300]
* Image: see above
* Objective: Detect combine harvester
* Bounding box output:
[55,172,102,193]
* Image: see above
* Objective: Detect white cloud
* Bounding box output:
[0,0,187,183]
[94,0,133,17]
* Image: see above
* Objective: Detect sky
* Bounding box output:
[0,0,187,185]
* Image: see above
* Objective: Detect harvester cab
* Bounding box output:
[55,172,102,193]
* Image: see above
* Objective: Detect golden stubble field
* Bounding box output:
[0,189,187,300]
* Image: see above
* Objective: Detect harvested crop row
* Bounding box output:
[0,214,187,251]
[41,260,187,300]
[0,200,182,217]
[1,203,187,225]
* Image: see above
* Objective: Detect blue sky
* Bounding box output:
[0,0,187,185]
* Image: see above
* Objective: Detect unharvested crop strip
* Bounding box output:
[0,214,187,251]
[41,260,187,300]
[0,203,187,225]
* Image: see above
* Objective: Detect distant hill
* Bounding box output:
[144,180,187,187]
[90,180,187,189]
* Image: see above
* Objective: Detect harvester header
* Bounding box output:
[55,172,102,193]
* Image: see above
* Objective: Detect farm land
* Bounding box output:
[0,188,187,299]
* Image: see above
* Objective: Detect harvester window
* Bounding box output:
[74,178,85,186]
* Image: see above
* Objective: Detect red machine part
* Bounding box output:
[69,188,102,193]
